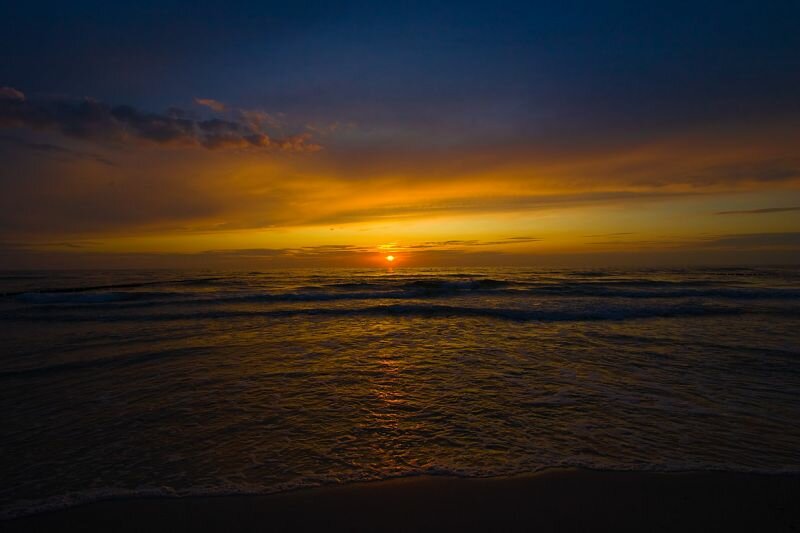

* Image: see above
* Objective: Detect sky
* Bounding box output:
[1,0,799,268]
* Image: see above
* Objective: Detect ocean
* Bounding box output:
[1,267,799,519]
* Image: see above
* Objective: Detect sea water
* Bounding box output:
[1,267,799,518]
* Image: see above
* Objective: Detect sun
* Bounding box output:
[386,255,395,262]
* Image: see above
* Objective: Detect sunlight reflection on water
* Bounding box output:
[1,267,799,517]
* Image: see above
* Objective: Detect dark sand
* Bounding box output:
[5,469,799,532]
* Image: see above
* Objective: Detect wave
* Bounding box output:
[315,278,514,292]
[14,291,173,304]
[0,302,772,379]
[529,286,800,299]
[10,283,799,309]
[303,302,746,322]
[2,276,225,298]
[17,292,127,304]
[2,301,754,324]
[397,279,512,290]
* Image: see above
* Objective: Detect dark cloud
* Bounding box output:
[682,160,800,187]
[715,206,800,215]
[405,237,541,249]
[705,232,800,248]
[584,233,635,238]
[0,88,321,152]
[585,233,800,250]
[615,157,800,187]
[481,238,541,245]
[0,134,115,165]
[0,240,103,250]
[199,248,290,258]
[585,239,691,247]
[406,240,480,249]
[199,245,374,258]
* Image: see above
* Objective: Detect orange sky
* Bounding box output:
[1,116,798,268]
[2,2,799,268]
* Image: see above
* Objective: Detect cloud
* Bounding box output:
[199,244,374,258]
[0,88,321,152]
[584,239,691,247]
[1,240,103,250]
[182,239,540,261]
[308,190,699,226]
[584,232,635,238]
[0,87,24,100]
[0,134,115,165]
[704,232,800,249]
[404,237,541,249]
[238,110,284,130]
[194,98,226,112]
[714,206,800,215]
[583,232,800,250]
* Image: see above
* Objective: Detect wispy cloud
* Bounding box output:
[0,87,24,100]
[584,232,635,238]
[714,206,800,215]
[0,88,320,152]
[194,98,226,112]
[309,191,700,226]
[404,237,541,249]
[705,232,800,248]
[583,232,800,250]
[0,134,115,165]
[200,244,374,258]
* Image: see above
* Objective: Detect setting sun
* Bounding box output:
[386,255,395,262]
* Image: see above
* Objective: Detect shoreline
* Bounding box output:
[4,468,799,532]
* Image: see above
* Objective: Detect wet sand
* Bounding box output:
[5,469,799,532]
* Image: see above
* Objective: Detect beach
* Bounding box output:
[5,469,799,532]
